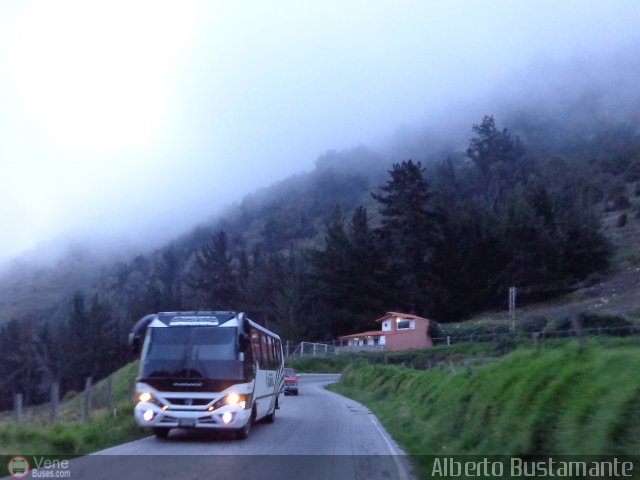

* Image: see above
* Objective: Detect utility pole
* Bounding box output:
[509,286,517,332]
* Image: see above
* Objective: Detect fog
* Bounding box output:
[1,0,639,265]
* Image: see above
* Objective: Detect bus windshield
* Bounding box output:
[140,327,243,380]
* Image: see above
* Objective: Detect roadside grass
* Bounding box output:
[287,352,376,372]
[330,342,640,477]
[0,362,146,456]
[291,334,640,374]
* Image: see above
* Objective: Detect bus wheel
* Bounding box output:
[236,407,255,440]
[264,403,276,424]
[153,427,170,439]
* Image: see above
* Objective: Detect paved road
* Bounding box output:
[55,375,416,479]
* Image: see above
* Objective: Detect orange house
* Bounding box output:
[337,312,433,352]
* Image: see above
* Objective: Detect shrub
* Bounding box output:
[543,317,573,337]
[49,426,80,453]
[519,315,549,334]
[494,335,517,355]
[287,354,356,373]
[579,313,635,336]
[428,320,447,344]
[442,320,511,342]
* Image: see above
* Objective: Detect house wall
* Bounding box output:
[384,317,432,352]
[347,336,385,346]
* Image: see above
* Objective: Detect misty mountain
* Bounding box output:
[1,91,640,409]
[0,77,639,323]
[1,94,638,328]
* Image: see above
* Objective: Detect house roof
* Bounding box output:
[338,330,385,340]
[375,311,429,323]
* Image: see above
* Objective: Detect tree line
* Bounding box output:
[2,115,636,410]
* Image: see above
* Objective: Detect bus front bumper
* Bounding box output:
[134,402,251,430]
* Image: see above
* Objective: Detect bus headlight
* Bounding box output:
[138,392,164,408]
[139,392,153,403]
[226,393,247,410]
[213,393,249,411]
[143,409,155,422]
[221,411,234,424]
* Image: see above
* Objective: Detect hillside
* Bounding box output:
[331,341,640,478]
[0,361,142,455]
[2,97,639,324]
[460,204,640,327]
[1,103,639,413]
[0,246,118,326]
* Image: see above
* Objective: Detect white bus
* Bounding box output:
[128,311,284,439]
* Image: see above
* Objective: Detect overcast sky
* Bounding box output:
[1,1,639,264]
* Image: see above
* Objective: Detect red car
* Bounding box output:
[283,368,299,395]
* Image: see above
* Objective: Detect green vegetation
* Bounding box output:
[1,110,639,414]
[287,354,355,373]
[0,405,141,456]
[331,342,640,477]
[0,362,144,455]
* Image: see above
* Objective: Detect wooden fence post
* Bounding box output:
[532,332,541,351]
[83,377,93,421]
[49,382,59,423]
[15,393,23,422]
[106,377,113,412]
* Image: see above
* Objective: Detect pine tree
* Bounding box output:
[0,317,43,407]
[156,247,184,310]
[189,231,239,309]
[58,291,93,391]
[372,160,439,313]
[309,205,353,337]
[466,115,526,209]
[346,206,386,331]
[237,243,284,327]
[274,253,311,341]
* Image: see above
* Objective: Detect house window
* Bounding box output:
[397,320,414,330]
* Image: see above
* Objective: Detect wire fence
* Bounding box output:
[431,324,640,345]
[0,375,131,425]
[285,341,335,358]
[333,326,640,372]
[6,326,638,422]
[285,324,640,372]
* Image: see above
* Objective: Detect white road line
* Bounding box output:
[367,412,410,480]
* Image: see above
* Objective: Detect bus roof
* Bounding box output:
[154,311,237,327]
[146,311,281,340]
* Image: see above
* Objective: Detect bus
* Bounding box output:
[128,311,284,439]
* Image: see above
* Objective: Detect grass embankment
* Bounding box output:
[287,339,517,373]
[0,362,144,455]
[331,341,640,471]
[287,353,370,372]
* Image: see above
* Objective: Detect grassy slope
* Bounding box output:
[0,362,143,455]
[331,341,640,469]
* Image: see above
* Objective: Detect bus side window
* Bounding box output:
[251,331,262,369]
[270,337,277,369]
[272,340,281,366]
[262,335,273,370]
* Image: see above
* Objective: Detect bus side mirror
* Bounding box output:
[129,313,156,356]
[128,333,141,355]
